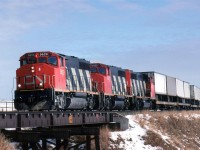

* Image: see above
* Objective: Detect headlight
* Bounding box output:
[31,70,35,73]
[39,83,43,86]
[18,84,21,88]
[31,66,35,69]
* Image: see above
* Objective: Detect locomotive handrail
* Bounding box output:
[92,81,98,92]
[101,82,104,92]
[0,101,15,112]
[52,75,55,88]
[45,74,52,89]
[11,77,16,100]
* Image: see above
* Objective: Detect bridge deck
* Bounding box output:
[0,111,129,130]
[0,111,129,150]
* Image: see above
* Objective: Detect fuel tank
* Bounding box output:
[65,92,88,109]
[111,95,125,110]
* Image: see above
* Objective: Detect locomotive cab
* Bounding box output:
[91,63,112,94]
[15,51,66,110]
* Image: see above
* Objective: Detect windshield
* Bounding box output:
[20,56,58,66]
[91,67,97,73]
[99,67,106,75]
[20,57,36,66]
[48,56,58,66]
[38,57,47,63]
[28,57,36,64]
[20,59,27,66]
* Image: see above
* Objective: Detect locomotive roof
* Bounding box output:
[91,63,125,71]
[57,53,90,63]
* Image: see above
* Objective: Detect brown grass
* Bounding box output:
[0,133,15,150]
[143,130,176,150]
[69,127,111,150]
[138,110,200,150]
[90,127,111,150]
[100,127,110,150]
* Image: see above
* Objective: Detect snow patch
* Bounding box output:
[110,115,160,150]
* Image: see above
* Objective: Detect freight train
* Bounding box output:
[14,51,200,111]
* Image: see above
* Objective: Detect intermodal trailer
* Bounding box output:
[183,81,191,106]
[166,76,191,107]
[190,85,200,107]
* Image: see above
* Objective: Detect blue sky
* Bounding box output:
[0,0,200,99]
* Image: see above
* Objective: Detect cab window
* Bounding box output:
[48,56,57,66]
[91,67,97,73]
[99,67,106,75]
[20,59,27,66]
[38,57,47,63]
[28,57,36,64]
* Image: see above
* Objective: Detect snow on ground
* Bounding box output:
[110,112,200,150]
[133,114,171,144]
[190,114,200,118]
[110,115,161,150]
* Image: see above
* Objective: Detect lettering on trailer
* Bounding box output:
[39,52,49,56]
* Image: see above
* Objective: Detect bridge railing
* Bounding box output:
[0,101,15,112]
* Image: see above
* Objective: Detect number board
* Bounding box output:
[39,52,49,56]
[27,53,35,57]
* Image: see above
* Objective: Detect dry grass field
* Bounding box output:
[0,133,15,150]
[63,127,110,149]
[135,111,200,150]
